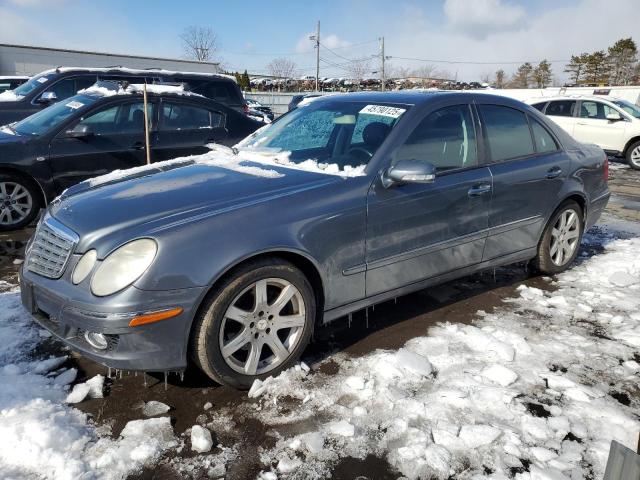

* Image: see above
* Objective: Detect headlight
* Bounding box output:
[90,239,157,296]
[72,249,97,284]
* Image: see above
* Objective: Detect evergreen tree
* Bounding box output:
[564,53,589,85]
[242,70,251,91]
[511,62,533,88]
[584,51,610,85]
[608,37,638,85]
[533,60,553,88]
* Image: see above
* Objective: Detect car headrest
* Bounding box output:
[132,109,145,125]
[362,121,391,147]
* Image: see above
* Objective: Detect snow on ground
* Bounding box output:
[231,227,640,479]
[0,291,177,479]
[0,218,638,478]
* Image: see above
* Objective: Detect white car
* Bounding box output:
[529,95,640,169]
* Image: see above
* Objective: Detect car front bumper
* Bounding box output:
[20,266,206,372]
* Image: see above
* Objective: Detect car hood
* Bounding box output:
[50,157,341,249]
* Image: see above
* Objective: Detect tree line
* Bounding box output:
[493,37,639,89]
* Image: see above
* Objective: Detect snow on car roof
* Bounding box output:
[77,83,205,98]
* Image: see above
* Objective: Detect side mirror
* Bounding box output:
[381,159,436,188]
[37,91,58,104]
[606,112,623,122]
[65,124,93,139]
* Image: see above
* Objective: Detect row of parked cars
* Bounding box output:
[0,67,278,230]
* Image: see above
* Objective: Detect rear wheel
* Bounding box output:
[0,173,40,231]
[191,258,315,389]
[532,200,583,274]
[626,141,640,170]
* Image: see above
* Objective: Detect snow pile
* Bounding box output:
[78,85,127,97]
[190,425,213,453]
[246,235,640,479]
[0,288,176,478]
[0,90,23,102]
[143,400,171,416]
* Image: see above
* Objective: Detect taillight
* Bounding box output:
[603,153,609,181]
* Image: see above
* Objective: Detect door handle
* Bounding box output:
[131,141,145,150]
[546,166,562,179]
[468,183,491,197]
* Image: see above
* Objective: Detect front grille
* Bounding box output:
[26,217,79,279]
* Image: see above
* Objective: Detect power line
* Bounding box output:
[388,55,570,65]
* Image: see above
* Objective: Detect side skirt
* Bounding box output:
[322,247,537,324]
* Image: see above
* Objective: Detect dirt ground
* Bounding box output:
[2,159,639,479]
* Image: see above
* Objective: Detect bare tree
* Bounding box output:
[412,64,437,87]
[180,26,218,62]
[346,57,371,89]
[266,57,297,79]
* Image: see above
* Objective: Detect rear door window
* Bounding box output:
[479,105,535,162]
[545,100,576,117]
[161,102,224,131]
[190,80,242,105]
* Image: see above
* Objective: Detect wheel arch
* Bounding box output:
[557,191,587,221]
[0,165,47,208]
[622,136,640,157]
[191,248,326,331]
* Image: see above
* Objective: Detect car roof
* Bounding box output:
[529,95,622,103]
[310,90,527,108]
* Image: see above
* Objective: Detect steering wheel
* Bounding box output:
[347,146,373,162]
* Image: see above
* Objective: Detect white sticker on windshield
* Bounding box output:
[37,77,48,84]
[359,104,406,118]
[65,101,84,109]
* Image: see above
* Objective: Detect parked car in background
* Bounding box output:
[0,67,248,125]
[0,81,262,230]
[245,98,274,121]
[20,91,609,388]
[287,93,324,111]
[0,76,29,94]
[530,95,640,170]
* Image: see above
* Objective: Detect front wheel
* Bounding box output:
[0,174,40,231]
[626,141,640,170]
[190,258,315,389]
[531,200,583,274]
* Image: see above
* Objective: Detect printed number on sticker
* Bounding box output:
[359,105,406,118]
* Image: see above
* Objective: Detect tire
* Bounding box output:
[626,140,640,170]
[531,200,583,274]
[190,258,315,389]
[0,173,41,231]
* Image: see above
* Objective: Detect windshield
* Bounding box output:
[612,99,640,119]
[12,72,57,98]
[13,94,97,136]
[236,100,410,172]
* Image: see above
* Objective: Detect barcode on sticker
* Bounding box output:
[65,101,84,109]
[359,105,406,118]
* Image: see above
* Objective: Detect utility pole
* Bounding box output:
[315,21,320,91]
[380,37,385,91]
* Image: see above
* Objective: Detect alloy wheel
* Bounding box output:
[549,209,580,266]
[630,145,640,168]
[0,182,33,227]
[219,277,306,375]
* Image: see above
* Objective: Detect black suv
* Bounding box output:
[0,67,247,125]
[0,82,261,230]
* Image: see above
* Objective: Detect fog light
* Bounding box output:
[85,331,108,350]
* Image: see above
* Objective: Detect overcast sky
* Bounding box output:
[0,0,638,82]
